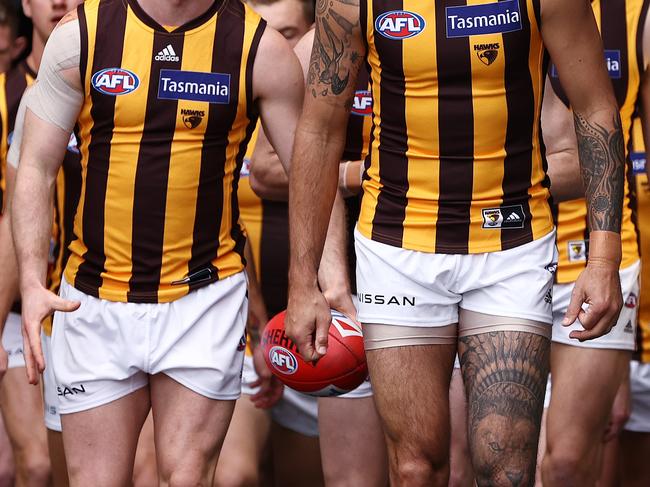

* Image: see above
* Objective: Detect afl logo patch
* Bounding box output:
[375,10,425,40]
[351,90,372,116]
[269,346,298,375]
[91,68,140,96]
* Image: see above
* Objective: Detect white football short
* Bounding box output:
[52,273,248,415]
[41,332,62,432]
[625,360,650,433]
[1,312,25,369]
[552,261,639,350]
[355,228,557,328]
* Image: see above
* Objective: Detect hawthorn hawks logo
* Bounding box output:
[474,43,500,66]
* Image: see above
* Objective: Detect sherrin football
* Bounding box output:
[262,310,368,397]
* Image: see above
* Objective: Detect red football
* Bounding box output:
[262,309,368,397]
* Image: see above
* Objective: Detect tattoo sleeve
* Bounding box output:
[310,0,363,103]
[459,331,550,486]
[573,112,625,233]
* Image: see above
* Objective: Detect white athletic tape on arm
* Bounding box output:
[26,20,83,134]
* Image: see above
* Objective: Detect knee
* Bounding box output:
[15,453,51,484]
[393,457,448,487]
[213,465,259,487]
[542,447,595,486]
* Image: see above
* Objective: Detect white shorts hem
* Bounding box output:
[58,378,149,415]
[164,372,241,401]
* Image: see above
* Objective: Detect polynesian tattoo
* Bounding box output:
[573,112,625,233]
[310,0,363,100]
[460,332,550,487]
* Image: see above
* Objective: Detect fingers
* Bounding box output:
[569,306,618,341]
[562,286,585,326]
[21,330,38,385]
[314,308,331,357]
[50,295,81,312]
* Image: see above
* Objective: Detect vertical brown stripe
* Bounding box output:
[500,0,535,250]
[601,0,628,108]
[343,67,370,161]
[78,4,88,94]
[370,0,408,247]
[435,0,474,253]
[636,0,650,78]
[259,200,289,316]
[188,3,245,290]
[232,16,266,266]
[127,32,186,301]
[5,69,27,127]
[61,137,83,289]
[75,0,128,296]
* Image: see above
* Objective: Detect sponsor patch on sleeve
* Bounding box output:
[158,69,230,104]
[446,0,522,38]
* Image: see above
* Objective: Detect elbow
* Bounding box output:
[249,169,289,201]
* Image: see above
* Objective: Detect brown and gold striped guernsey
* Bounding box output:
[550,0,646,284]
[630,119,650,363]
[358,0,552,254]
[67,0,265,303]
[0,61,35,213]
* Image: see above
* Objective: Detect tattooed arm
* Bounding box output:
[541,0,623,340]
[285,0,365,361]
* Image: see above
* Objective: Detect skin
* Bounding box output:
[0,24,27,75]
[449,368,474,487]
[0,414,15,487]
[12,1,304,485]
[285,0,625,485]
[539,5,650,484]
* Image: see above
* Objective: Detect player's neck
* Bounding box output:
[27,30,46,74]
[137,0,218,27]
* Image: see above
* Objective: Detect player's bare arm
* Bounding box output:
[542,0,625,341]
[286,0,365,362]
[541,78,583,202]
[11,17,83,384]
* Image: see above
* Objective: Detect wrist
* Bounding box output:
[588,230,622,268]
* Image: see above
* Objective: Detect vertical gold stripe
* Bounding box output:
[65,5,98,285]
[214,16,257,277]
[358,0,381,238]
[526,0,551,240]
[401,0,438,247]
[98,7,153,300]
[467,0,507,252]
[160,21,217,293]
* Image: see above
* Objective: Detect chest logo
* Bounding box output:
[181,108,205,129]
[159,69,230,104]
[474,43,500,65]
[446,0,522,38]
[351,90,372,116]
[91,68,140,96]
[604,50,621,79]
[375,10,426,40]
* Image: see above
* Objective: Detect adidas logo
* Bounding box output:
[506,212,522,222]
[624,321,633,333]
[155,45,179,62]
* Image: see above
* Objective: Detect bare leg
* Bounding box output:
[133,411,157,487]
[0,367,51,487]
[620,431,650,487]
[270,422,324,487]
[599,434,620,487]
[318,396,388,487]
[61,386,150,487]
[0,414,15,487]
[151,374,235,486]
[366,343,456,487]
[449,368,474,487]
[534,408,547,487]
[214,395,271,487]
[460,331,550,487]
[47,430,68,487]
[541,345,628,486]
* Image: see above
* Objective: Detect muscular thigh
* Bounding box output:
[459,330,550,486]
[0,366,47,453]
[366,343,456,453]
[546,344,629,449]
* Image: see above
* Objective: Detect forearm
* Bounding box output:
[243,239,267,349]
[318,190,351,297]
[573,109,625,240]
[0,215,19,331]
[12,165,55,291]
[289,124,342,287]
